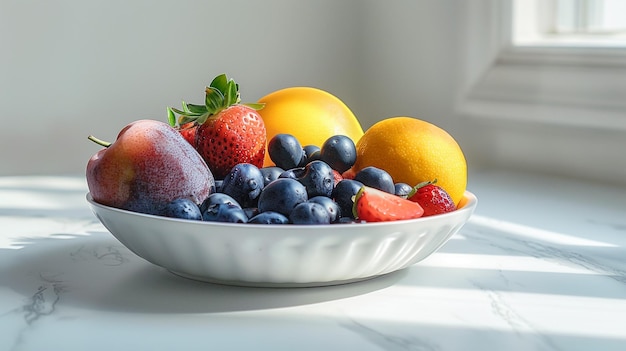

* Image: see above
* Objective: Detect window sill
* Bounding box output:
[455,0,626,187]
[457,25,626,132]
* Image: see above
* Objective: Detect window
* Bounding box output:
[513,0,626,47]
[456,0,626,185]
[457,0,626,131]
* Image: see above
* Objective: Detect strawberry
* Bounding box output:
[332,169,343,185]
[177,122,198,147]
[342,168,356,180]
[168,74,266,179]
[407,180,456,217]
[353,186,424,222]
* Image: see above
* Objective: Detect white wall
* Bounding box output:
[0,0,477,177]
[0,0,364,175]
[356,1,626,188]
[4,0,621,187]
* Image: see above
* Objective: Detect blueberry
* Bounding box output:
[221,163,264,207]
[260,166,285,186]
[394,182,413,199]
[336,217,366,224]
[243,207,260,219]
[290,202,331,225]
[278,167,306,180]
[202,203,248,223]
[297,160,335,198]
[200,192,241,213]
[319,135,356,173]
[248,211,289,224]
[214,179,224,193]
[162,198,203,221]
[302,145,321,165]
[331,179,363,219]
[268,134,305,170]
[257,178,308,217]
[354,166,395,194]
[308,196,341,222]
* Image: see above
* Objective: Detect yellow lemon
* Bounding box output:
[352,117,467,206]
[257,87,364,166]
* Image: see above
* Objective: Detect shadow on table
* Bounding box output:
[0,231,405,314]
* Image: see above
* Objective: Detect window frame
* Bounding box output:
[513,0,626,47]
[456,0,626,132]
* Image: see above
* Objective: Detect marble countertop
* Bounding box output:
[1,169,625,351]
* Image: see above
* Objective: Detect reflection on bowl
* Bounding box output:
[87,191,477,287]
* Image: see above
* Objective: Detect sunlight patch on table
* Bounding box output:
[469,215,616,247]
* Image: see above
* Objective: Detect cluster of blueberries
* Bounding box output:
[162,134,413,224]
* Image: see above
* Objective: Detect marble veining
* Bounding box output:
[1,172,626,351]
[339,317,442,351]
[470,280,562,351]
[4,272,64,351]
[464,221,626,286]
[69,243,129,266]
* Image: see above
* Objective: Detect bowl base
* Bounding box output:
[168,270,383,288]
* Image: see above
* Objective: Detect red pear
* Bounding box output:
[86,119,214,215]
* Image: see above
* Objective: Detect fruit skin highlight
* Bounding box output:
[352,117,467,206]
[257,87,364,167]
[86,119,215,215]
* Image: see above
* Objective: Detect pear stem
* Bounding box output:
[88,135,112,148]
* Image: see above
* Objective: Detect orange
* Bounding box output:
[352,117,467,206]
[257,87,364,166]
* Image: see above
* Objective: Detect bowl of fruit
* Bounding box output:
[86,74,476,287]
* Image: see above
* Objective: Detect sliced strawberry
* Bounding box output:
[353,186,424,222]
[168,74,266,179]
[408,180,456,217]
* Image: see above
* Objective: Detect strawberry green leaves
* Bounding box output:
[209,74,238,107]
[203,87,226,122]
[167,101,206,126]
[167,74,264,127]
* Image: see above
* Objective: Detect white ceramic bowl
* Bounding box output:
[87,191,477,287]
